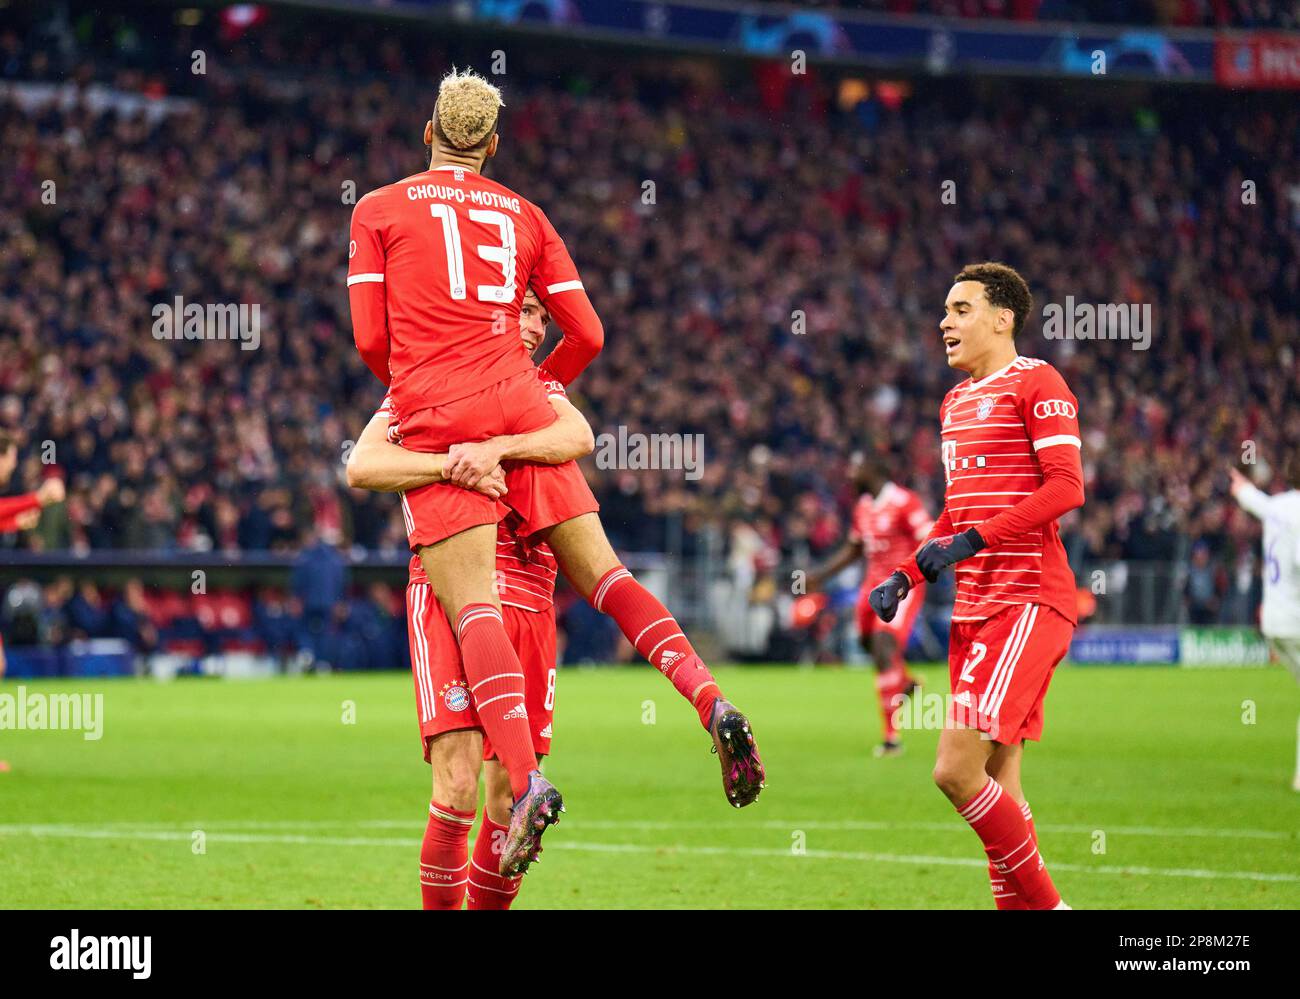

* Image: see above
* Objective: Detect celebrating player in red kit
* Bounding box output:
[348,70,763,878]
[811,452,931,755]
[869,263,1083,910]
[347,290,593,909]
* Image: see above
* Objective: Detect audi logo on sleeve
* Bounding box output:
[1033,399,1076,419]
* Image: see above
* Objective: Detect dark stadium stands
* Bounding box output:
[1,3,1296,658]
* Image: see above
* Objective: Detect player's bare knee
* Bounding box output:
[931,759,961,797]
[434,761,480,811]
[932,749,984,802]
[430,733,484,811]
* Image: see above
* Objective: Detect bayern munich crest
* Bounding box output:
[977,396,995,420]
[441,681,471,713]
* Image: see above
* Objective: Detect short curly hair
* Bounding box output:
[953,262,1033,337]
[433,67,504,151]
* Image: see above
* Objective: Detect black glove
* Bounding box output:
[868,571,911,623]
[915,528,986,583]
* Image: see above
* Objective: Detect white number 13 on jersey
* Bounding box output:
[429,204,517,304]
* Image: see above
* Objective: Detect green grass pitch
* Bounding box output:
[1,664,1297,909]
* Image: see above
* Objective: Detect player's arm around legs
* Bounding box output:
[538,513,766,807]
[418,524,561,876]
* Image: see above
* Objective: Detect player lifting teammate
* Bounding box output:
[347,70,764,879]
[869,263,1083,910]
[348,290,592,908]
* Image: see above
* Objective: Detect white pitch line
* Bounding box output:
[544,842,1300,884]
[23,818,1296,842]
[0,825,1295,884]
[0,826,417,848]
[528,819,1300,842]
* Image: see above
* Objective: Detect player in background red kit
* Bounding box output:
[0,432,65,535]
[868,263,1084,910]
[810,452,932,756]
[0,431,67,772]
[348,71,763,875]
[348,290,591,909]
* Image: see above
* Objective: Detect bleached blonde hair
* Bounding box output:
[434,68,504,151]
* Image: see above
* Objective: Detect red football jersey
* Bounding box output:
[932,356,1082,624]
[406,520,558,614]
[348,165,586,418]
[0,492,41,533]
[849,483,933,590]
[380,370,564,613]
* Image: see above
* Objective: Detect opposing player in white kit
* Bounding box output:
[1230,462,1300,791]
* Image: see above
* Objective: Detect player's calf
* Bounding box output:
[419,730,484,911]
[936,728,1061,909]
[419,529,546,798]
[467,760,527,909]
[421,799,476,910]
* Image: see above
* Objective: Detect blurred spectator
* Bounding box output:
[291,529,348,668]
[1184,542,1226,624]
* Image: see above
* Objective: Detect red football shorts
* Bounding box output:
[857,579,926,645]
[947,603,1073,745]
[407,579,555,762]
[394,368,598,548]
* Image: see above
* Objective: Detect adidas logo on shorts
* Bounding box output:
[502,702,529,721]
[540,723,553,739]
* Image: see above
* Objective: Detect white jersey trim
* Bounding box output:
[1033,434,1082,451]
[546,280,584,294]
[347,272,385,286]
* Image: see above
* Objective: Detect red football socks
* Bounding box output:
[958,778,1060,910]
[466,811,523,910]
[989,800,1037,909]
[590,565,720,728]
[455,604,538,798]
[420,800,475,910]
[876,664,907,743]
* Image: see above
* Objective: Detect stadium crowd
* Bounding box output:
[1,5,1297,658]
[799,0,1300,29]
